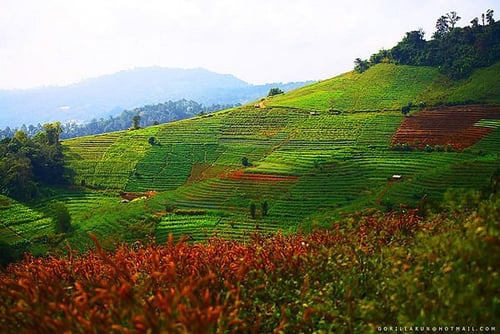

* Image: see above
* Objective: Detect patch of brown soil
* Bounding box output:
[391,105,500,150]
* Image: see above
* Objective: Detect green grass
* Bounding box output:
[421,62,500,104]
[266,64,440,111]
[266,62,500,111]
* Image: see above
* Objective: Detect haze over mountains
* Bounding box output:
[0,67,312,128]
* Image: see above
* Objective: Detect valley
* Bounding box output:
[1,63,498,254]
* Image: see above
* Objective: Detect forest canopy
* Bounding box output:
[355,9,499,79]
[0,122,65,200]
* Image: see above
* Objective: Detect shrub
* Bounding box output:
[249,202,257,219]
[261,201,269,217]
[48,201,72,233]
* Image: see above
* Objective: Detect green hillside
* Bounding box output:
[1,63,499,253]
[265,63,500,111]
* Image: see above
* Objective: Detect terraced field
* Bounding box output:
[391,105,500,150]
[2,63,499,250]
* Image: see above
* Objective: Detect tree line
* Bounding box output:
[0,123,65,200]
[0,99,239,140]
[354,9,499,79]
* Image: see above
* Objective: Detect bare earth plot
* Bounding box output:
[391,105,500,150]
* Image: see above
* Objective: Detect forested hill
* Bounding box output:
[0,67,312,129]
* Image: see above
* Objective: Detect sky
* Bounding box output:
[0,0,498,89]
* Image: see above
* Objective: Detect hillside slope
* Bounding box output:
[265,62,500,111]
[1,63,499,254]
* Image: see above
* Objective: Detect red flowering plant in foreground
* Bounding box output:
[1,204,497,333]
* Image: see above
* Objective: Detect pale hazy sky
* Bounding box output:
[0,0,498,89]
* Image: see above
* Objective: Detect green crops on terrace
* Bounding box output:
[1,63,499,250]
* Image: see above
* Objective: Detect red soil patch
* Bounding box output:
[391,105,500,150]
[222,169,299,183]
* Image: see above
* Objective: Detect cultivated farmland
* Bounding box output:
[1,63,499,250]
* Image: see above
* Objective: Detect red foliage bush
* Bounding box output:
[0,211,423,333]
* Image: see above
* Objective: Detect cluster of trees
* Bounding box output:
[267,87,284,97]
[249,201,269,219]
[0,123,65,200]
[0,100,239,141]
[61,99,238,138]
[355,9,499,79]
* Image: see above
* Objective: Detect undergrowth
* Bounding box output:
[0,193,498,333]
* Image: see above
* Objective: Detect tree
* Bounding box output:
[446,11,461,29]
[242,157,250,167]
[148,137,156,145]
[261,201,269,217]
[390,29,426,65]
[49,201,72,233]
[42,122,62,146]
[249,202,257,219]
[267,88,284,97]
[434,12,460,38]
[470,17,480,28]
[434,15,450,38]
[132,115,141,130]
[354,58,369,73]
[0,152,36,200]
[486,9,495,25]
[401,105,411,116]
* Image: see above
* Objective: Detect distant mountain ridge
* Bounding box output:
[0,67,312,128]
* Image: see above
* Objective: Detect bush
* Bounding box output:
[249,202,257,219]
[261,201,269,217]
[49,201,72,233]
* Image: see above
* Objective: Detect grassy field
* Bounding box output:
[1,63,499,251]
[266,63,500,111]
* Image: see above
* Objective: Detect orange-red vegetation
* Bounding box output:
[222,169,299,183]
[0,211,421,333]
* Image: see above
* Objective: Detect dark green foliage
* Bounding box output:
[261,201,269,217]
[148,136,156,145]
[354,58,370,73]
[49,201,72,233]
[401,104,411,116]
[0,241,24,268]
[392,142,412,151]
[241,156,250,167]
[364,9,499,79]
[56,100,238,139]
[132,115,141,130]
[267,87,284,97]
[0,123,65,200]
[424,144,434,152]
[249,202,256,219]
